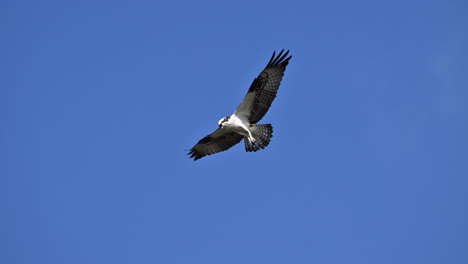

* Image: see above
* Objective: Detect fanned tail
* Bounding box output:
[244,124,273,152]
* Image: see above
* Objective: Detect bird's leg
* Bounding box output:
[242,122,256,144]
[247,131,256,144]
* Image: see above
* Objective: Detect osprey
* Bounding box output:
[188,50,292,160]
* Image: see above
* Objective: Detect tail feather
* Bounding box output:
[244,124,273,152]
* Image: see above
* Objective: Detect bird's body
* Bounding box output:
[218,114,252,141]
[188,50,292,160]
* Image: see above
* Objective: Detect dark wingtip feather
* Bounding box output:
[187,149,202,161]
[278,50,290,63]
[272,49,285,65]
[267,50,277,65]
[267,49,292,67]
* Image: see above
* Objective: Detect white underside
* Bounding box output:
[221,114,255,143]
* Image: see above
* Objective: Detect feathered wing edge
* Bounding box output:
[266,49,291,68]
[188,129,243,161]
[236,50,292,124]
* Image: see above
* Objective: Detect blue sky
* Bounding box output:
[2,0,468,263]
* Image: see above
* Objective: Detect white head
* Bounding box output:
[218,116,230,128]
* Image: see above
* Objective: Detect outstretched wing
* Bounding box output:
[235,50,292,124]
[188,129,243,160]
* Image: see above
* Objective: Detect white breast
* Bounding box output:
[223,114,251,137]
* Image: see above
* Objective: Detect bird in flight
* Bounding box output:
[188,50,292,160]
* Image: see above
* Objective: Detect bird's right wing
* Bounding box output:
[188,128,243,160]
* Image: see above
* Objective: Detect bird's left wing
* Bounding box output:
[235,50,292,124]
[188,128,243,160]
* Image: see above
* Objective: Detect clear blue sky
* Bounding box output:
[2,0,467,263]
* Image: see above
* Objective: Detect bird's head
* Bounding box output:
[218,116,230,128]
